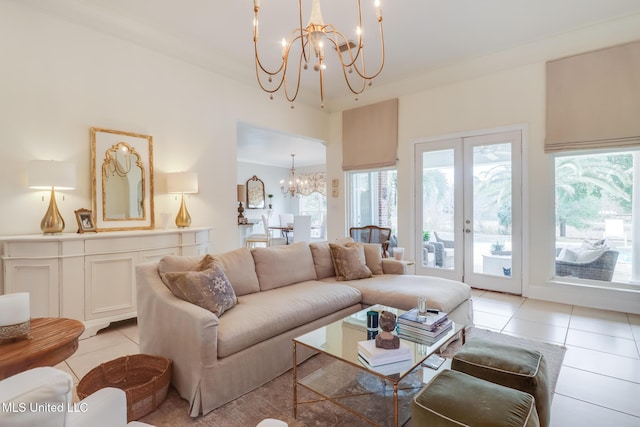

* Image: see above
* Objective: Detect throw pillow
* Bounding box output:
[575,247,605,263]
[329,242,372,281]
[347,242,383,275]
[162,265,237,317]
[160,254,215,298]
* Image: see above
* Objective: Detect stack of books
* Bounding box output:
[396,308,453,344]
[357,339,412,367]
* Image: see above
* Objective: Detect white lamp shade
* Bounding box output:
[28,160,76,190]
[166,172,198,194]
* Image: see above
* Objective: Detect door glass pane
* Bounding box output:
[422,150,455,269]
[472,143,512,277]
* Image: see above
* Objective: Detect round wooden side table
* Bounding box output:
[0,317,84,380]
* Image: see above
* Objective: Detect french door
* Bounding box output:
[415,130,522,294]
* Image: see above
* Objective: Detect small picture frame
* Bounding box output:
[75,209,97,233]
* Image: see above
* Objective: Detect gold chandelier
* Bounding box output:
[253,0,385,108]
[280,154,308,197]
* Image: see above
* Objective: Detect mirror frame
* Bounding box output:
[246,175,265,209]
[91,127,155,231]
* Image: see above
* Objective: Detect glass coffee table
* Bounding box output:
[293,305,464,427]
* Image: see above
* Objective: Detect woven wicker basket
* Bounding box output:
[77,354,172,422]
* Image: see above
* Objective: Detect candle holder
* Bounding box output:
[0,319,31,344]
[0,292,31,344]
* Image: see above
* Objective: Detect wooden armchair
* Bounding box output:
[349,225,392,257]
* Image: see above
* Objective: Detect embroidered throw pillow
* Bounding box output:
[162,264,237,317]
[329,242,372,281]
[347,242,383,275]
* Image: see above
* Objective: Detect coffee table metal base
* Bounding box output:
[292,306,465,427]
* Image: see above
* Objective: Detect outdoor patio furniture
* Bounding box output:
[555,249,619,281]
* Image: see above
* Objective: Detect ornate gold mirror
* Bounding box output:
[91,127,154,231]
[246,175,265,209]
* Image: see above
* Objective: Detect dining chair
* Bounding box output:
[279,213,294,227]
[245,215,271,248]
[292,215,312,243]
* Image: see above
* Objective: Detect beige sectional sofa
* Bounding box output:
[136,241,473,417]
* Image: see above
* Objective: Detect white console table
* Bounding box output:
[0,227,212,337]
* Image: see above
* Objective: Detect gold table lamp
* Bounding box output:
[167,172,198,228]
[28,160,76,234]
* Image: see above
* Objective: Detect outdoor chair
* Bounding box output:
[432,231,455,268]
[349,225,392,257]
[555,249,619,281]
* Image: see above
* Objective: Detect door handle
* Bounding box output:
[465,228,471,234]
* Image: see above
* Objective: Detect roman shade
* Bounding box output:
[342,98,398,170]
[545,40,640,153]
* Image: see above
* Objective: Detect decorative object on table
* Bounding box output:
[357,339,411,367]
[392,247,404,260]
[91,127,155,231]
[77,354,172,422]
[167,172,198,228]
[237,184,246,223]
[28,160,76,234]
[252,0,384,107]
[397,308,453,343]
[0,293,30,343]
[74,208,96,234]
[375,310,400,349]
[417,296,428,315]
[366,310,379,340]
[267,193,273,209]
[421,353,446,370]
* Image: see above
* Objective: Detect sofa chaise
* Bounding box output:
[136,240,473,417]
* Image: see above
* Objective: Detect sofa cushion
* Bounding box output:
[348,242,383,275]
[329,242,372,281]
[162,265,237,317]
[324,274,471,314]
[309,242,336,279]
[215,280,362,358]
[158,254,211,274]
[213,247,260,296]
[252,242,317,291]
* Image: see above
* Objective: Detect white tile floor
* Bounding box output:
[58,290,640,426]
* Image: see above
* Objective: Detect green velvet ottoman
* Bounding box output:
[413,369,539,427]
[451,337,550,427]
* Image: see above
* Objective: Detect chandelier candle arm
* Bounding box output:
[252,0,384,107]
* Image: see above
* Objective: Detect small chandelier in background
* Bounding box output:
[253,0,384,108]
[280,154,308,197]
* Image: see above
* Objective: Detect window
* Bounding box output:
[554,149,637,284]
[299,192,327,239]
[348,169,398,236]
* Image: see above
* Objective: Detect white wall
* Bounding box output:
[327,14,640,313]
[0,2,328,253]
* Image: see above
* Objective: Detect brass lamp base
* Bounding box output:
[175,193,191,228]
[41,187,65,234]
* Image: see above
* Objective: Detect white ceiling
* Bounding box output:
[24,0,640,166]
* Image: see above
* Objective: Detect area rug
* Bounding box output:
[139,328,566,427]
